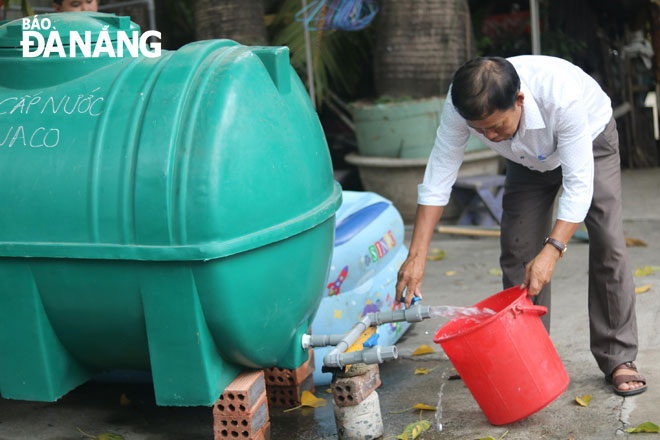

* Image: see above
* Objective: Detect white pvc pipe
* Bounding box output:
[529,0,541,55]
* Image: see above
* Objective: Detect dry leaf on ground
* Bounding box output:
[477,431,509,440]
[77,428,124,440]
[414,367,439,375]
[390,403,436,414]
[412,345,435,356]
[633,266,660,277]
[427,249,446,261]
[396,420,431,439]
[625,237,648,247]
[282,391,327,412]
[635,284,652,294]
[625,422,660,433]
[412,403,437,411]
[575,395,592,407]
[119,393,131,407]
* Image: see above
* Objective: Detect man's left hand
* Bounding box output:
[521,246,561,296]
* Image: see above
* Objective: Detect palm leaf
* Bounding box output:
[270,0,373,106]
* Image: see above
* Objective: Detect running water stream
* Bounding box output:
[428,305,496,321]
[435,369,448,432]
[427,305,496,431]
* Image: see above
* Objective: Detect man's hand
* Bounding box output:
[521,220,578,296]
[395,204,445,307]
[396,253,426,306]
[521,245,561,296]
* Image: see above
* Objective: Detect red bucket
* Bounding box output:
[433,286,569,425]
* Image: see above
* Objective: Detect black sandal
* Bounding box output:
[607,362,648,397]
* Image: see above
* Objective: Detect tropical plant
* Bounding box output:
[2,0,34,18]
[269,0,374,107]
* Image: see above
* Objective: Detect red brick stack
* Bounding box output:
[265,349,316,408]
[331,363,381,407]
[213,370,270,440]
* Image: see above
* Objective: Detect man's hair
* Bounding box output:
[450,57,520,121]
[53,0,62,3]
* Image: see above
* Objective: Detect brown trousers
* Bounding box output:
[500,118,637,376]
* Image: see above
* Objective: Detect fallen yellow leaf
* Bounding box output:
[325,388,332,393]
[414,368,430,375]
[119,393,131,407]
[426,249,446,261]
[625,422,660,433]
[97,435,125,440]
[445,270,457,276]
[635,284,652,294]
[301,391,326,408]
[283,391,327,412]
[575,394,592,407]
[412,403,437,411]
[488,268,503,276]
[634,266,657,277]
[412,344,435,356]
[477,430,509,440]
[397,420,431,440]
[77,428,124,440]
[625,237,648,247]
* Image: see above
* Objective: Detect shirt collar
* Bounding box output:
[519,80,545,132]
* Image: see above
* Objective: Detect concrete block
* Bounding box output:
[264,349,315,386]
[331,364,381,407]
[214,370,265,416]
[334,390,383,440]
[266,373,315,408]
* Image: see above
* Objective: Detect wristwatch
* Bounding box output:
[544,237,567,258]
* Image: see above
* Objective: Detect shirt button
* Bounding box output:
[519,156,525,159]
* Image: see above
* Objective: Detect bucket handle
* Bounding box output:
[513,303,547,316]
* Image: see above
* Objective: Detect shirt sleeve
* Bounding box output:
[417,95,470,206]
[555,100,595,223]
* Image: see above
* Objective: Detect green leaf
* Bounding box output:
[426,249,446,261]
[397,420,431,439]
[625,422,660,433]
[76,428,124,440]
[97,435,125,440]
[21,0,34,16]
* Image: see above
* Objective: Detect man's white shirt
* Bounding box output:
[418,55,612,223]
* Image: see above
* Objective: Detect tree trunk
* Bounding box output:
[194,0,266,45]
[374,0,474,98]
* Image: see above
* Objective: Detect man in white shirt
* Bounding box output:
[395,56,647,396]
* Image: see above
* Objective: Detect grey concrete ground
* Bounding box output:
[1,168,659,440]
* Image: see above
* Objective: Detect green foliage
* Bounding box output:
[160,0,195,49]
[270,0,374,107]
[540,29,587,63]
[2,0,34,18]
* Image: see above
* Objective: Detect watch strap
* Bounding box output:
[544,237,566,257]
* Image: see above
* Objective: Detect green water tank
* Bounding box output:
[0,13,341,406]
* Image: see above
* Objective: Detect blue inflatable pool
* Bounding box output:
[312,191,410,385]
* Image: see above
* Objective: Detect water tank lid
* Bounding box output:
[0,12,138,49]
